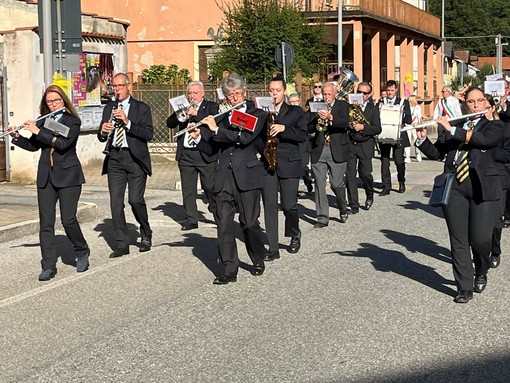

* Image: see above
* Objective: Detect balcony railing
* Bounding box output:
[301,0,440,37]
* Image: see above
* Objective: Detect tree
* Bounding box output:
[209,0,330,83]
[428,0,510,56]
[140,64,191,84]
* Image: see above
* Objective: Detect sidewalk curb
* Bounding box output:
[0,202,97,244]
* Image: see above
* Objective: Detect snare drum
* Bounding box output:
[378,103,403,145]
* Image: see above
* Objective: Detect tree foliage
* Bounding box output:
[140,64,191,84]
[428,0,510,56]
[209,0,330,83]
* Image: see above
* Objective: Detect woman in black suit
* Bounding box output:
[10,85,90,281]
[416,87,503,303]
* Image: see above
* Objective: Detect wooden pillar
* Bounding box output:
[435,44,443,96]
[426,44,435,116]
[387,35,395,83]
[353,20,363,81]
[399,38,408,96]
[371,31,381,97]
[417,42,425,99]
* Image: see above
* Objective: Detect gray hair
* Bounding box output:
[187,80,204,90]
[221,73,246,95]
[113,73,130,84]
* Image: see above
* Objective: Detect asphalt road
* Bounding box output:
[1,159,510,383]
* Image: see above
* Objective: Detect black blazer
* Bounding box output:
[166,99,219,163]
[13,112,85,188]
[98,97,154,176]
[260,103,308,178]
[418,117,504,201]
[492,120,510,190]
[197,103,267,192]
[348,100,382,159]
[308,99,350,164]
[376,97,413,147]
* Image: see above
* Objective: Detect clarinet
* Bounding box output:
[102,98,120,155]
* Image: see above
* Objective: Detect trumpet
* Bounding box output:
[400,110,489,132]
[176,102,198,123]
[173,102,245,139]
[1,107,66,138]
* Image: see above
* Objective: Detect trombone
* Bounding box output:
[172,102,245,139]
[0,107,66,138]
[399,110,489,132]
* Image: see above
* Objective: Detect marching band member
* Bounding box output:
[260,76,308,261]
[189,73,268,284]
[10,85,90,281]
[377,80,412,195]
[345,82,381,214]
[167,81,219,230]
[308,82,351,228]
[404,95,423,163]
[97,73,154,258]
[416,87,503,303]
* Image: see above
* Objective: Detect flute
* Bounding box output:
[172,102,245,139]
[400,110,489,132]
[1,107,66,138]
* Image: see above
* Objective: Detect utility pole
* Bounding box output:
[41,0,53,87]
[496,34,503,75]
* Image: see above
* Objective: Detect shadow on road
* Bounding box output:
[93,219,140,250]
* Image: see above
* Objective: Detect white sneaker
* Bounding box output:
[416,154,422,162]
[404,157,411,164]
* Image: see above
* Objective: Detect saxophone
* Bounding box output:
[316,103,331,132]
[263,107,278,174]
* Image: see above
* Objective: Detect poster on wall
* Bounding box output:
[72,53,114,106]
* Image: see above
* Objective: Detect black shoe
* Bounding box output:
[504,219,510,228]
[288,231,301,253]
[350,208,359,215]
[474,274,487,293]
[251,261,265,276]
[39,268,57,281]
[139,238,152,252]
[76,250,90,273]
[490,253,501,268]
[454,290,473,303]
[314,222,328,229]
[379,189,390,196]
[398,182,406,193]
[181,222,198,231]
[213,275,237,285]
[340,213,348,223]
[365,198,374,210]
[109,248,129,258]
[264,250,281,262]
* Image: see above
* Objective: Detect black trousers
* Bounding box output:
[178,149,217,225]
[216,170,265,276]
[107,149,152,250]
[379,143,406,190]
[492,187,506,255]
[346,142,375,210]
[443,176,499,292]
[37,182,88,270]
[262,171,300,252]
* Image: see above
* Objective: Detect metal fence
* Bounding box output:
[132,83,268,153]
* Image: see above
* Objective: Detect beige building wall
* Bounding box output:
[82,0,226,80]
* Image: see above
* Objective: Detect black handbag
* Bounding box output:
[429,172,455,207]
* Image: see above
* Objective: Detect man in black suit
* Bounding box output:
[260,76,308,261]
[166,81,219,230]
[98,73,154,257]
[190,73,267,284]
[305,81,323,109]
[308,82,351,228]
[377,79,412,195]
[346,82,382,213]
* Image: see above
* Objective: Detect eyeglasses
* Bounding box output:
[466,98,486,105]
[226,90,244,99]
[46,98,62,105]
[112,84,128,89]
[358,91,370,95]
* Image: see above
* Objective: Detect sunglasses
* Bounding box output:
[358,91,370,95]
[314,85,322,88]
